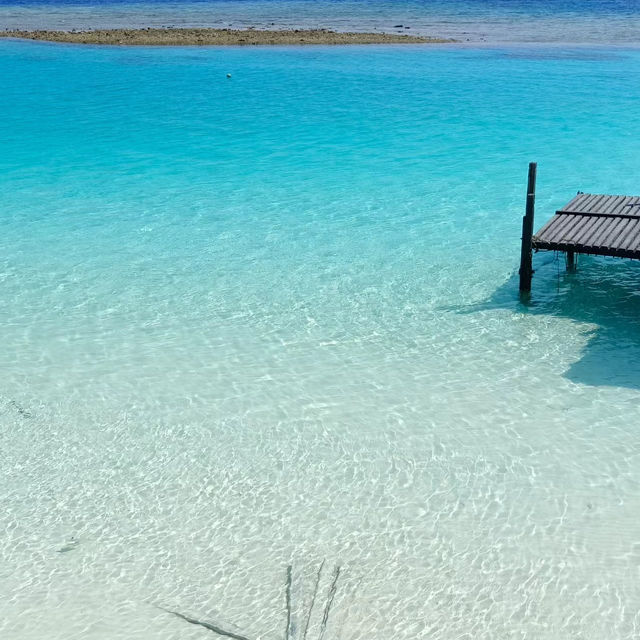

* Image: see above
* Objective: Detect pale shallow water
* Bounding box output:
[1,41,640,639]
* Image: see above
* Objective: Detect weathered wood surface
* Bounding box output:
[533,193,640,259]
[519,162,537,292]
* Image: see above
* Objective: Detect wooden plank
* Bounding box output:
[624,196,640,215]
[558,192,595,212]
[608,195,636,218]
[555,210,640,220]
[601,194,628,216]
[573,210,612,246]
[536,211,576,242]
[588,218,616,250]
[532,240,640,260]
[603,218,632,249]
[533,213,569,242]
[579,216,618,248]
[610,217,639,249]
[567,193,602,213]
[618,219,640,250]
[587,193,609,214]
[626,224,640,252]
[565,214,603,245]
[557,193,640,215]
[554,214,584,243]
[558,193,586,212]
[553,216,584,245]
[555,193,636,218]
[592,216,627,250]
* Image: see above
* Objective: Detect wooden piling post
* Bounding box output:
[567,250,575,270]
[519,162,537,292]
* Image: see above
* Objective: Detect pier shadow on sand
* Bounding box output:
[455,253,640,390]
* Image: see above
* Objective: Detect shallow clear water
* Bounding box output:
[2,40,640,639]
[1,0,640,43]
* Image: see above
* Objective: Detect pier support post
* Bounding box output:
[567,250,575,271]
[519,162,537,293]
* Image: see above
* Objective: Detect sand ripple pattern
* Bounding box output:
[1,39,640,639]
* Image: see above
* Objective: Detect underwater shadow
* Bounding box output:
[456,253,640,389]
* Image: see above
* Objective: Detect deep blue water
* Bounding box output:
[0,0,636,10]
[1,0,639,42]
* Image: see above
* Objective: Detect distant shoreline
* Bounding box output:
[0,28,455,46]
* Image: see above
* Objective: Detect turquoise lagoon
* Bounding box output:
[2,41,640,639]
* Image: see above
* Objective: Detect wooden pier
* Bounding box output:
[519,162,640,292]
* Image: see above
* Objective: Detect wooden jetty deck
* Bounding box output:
[519,163,640,292]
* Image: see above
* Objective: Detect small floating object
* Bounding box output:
[57,537,79,553]
[226,73,232,78]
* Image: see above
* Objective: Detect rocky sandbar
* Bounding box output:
[0,27,454,46]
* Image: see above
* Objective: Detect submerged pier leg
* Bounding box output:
[519,162,537,293]
[567,250,575,271]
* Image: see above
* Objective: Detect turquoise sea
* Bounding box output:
[2,3,640,639]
